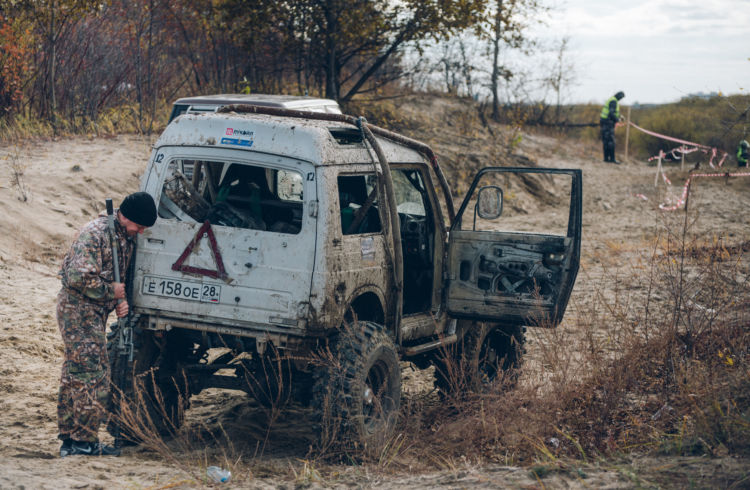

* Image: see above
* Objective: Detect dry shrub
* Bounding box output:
[111,375,229,485]
[109,339,306,485]
[109,321,394,482]
[3,144,29,201]
[107,204,747,479]
[341,97,415,132]
[306,340,344,458]
[390,206,749,469]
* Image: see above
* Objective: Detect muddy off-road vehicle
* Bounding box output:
[109,101,581,448]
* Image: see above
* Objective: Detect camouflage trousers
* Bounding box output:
[57,290,111,442]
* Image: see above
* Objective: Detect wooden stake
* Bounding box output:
[680,145,684,171]
[655,150,663,187]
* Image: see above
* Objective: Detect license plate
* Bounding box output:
[141,275,221,303]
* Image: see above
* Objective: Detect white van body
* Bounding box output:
[136,111,426,346]
[168,94,342,123]
[113,106,582,448]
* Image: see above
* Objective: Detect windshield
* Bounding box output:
[158,159,304,234]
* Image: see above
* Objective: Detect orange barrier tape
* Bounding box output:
[648,145,701,162]
[658,170,750,211]
[629,121,710,149]
[631,121,728,168]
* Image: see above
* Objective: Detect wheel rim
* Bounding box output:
[362,358,394,433]
[478,335,500,386]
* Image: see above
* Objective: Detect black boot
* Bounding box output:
[64,440,121,457]
[59,438,73,458]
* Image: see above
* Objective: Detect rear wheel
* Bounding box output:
[108,326,191,441]
[312,321,401,452]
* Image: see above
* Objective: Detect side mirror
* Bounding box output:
[476,185,503,219]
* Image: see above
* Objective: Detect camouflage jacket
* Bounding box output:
[59,209,136,311]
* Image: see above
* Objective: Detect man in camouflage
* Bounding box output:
[57,192,156,457]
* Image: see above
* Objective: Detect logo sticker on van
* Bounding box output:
[222,128,254,147]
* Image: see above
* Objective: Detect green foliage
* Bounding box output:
[522,95,750,163]
[628,95,750,160]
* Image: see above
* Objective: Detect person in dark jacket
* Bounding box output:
[738,140,749,167]
[57,192,156,457]
[600,91,625,164]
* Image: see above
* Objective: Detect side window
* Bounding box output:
[158,159,303,234]
[392,169,427,216]
[338,174,382,235]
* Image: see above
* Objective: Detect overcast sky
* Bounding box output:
[538,0,750,104]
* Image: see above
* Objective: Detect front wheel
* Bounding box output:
[312,321,401,452]
[435,322,525,396]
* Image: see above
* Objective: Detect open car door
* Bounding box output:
[445,167,582,327]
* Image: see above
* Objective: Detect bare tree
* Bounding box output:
[10,0,100,125]
[221,0,487,102]
[487,0,543,121]
[544,36,576,124]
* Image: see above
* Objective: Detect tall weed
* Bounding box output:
[389,202,748,467]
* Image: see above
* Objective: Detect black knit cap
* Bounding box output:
[615,91,625,100]
[120,192,157,227]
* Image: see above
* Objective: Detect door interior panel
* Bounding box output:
[446,167,581,327]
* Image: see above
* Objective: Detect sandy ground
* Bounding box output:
[1,124,749,489]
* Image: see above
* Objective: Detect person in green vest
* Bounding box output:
[600,91,625,164]
[738,140,749,167]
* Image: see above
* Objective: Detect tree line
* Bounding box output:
[0,0,558,133]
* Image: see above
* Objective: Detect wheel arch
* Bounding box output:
[345,288,386,327]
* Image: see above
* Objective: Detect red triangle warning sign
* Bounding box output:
[171,221,228,280]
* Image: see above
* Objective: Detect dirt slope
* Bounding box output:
[1,114,749,488]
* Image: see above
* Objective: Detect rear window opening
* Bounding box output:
[158,159,304,234]
[329,128,364,145]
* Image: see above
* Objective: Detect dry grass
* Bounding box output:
[105,202,748,487]
[109,365,270,486]
[2,144,30,202]
[97,97,747,485]
[386,207,749,472]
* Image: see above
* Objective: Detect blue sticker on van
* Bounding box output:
[220,137,254,147]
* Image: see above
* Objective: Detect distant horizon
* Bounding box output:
[558,90,744,107]
[538,0,750,105]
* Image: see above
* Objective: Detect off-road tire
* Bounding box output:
[435,322,525,396]
[107,325,190,441]
[311,321,401,453]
